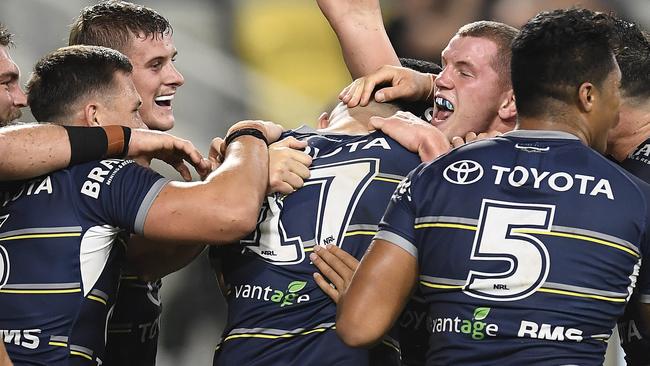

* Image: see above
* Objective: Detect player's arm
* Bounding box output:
[0,124,209,181]
[124,236,205,281]
[317,0,399,79]
[142,121,278,244]
[336,239,417,347]
[0,342,12,366]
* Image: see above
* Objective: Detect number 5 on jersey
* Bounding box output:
[465,200,555,301]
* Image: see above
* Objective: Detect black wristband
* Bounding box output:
[64,126,108,166]
[224,128,268,147]
[120,126,131,157]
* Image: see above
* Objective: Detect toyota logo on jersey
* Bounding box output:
[443,160,484,185]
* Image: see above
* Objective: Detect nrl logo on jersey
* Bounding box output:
[443,160,484,185]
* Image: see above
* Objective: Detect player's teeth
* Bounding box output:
[154,95,173,102]
[445,100,454,111]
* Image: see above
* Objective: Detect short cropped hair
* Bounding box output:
[457,21,519,89]
[610,17,650,101]
[27,45,133,122]
[0,23,14,47]
[69,1,172,53]
[511,8,616,118]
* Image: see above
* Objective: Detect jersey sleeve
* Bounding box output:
[374,164,425,258]
[73,159,170,235]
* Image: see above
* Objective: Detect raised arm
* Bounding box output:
[317,0,399,79]
[0,124,210,181]
[143,120,280,244]
[336,239,417,347]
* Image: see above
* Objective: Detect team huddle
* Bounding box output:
[1,1,650,366]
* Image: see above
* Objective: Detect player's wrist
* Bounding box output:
[64,125,131,166]
[226,121,270,146]
[224,128,268,148]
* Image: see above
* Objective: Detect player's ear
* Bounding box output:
[83,103,101,127]
[317,112,330,129]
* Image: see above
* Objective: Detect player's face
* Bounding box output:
[124,33,184,132]
[433,36,507,138]
[593,62,622,153]
[97,71,146,129]
[0,46,27,126]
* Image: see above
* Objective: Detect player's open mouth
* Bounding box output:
[154,94,174,108]
[434,96,454,122]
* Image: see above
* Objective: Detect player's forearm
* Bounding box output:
[0,124,71,181]
[337,240,417,347]
[0,342,12,366]
[126,235,205,281]
[323,2,399,78]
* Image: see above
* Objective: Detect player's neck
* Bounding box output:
[319,115,370,136]
[607,102,650,161]
[516,115,587,144]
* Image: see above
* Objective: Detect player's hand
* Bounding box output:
[371,111,451,162]
[268,137,312,194]
[208,137,225,174]
[127,129,211,182]
[339,65,433,108]
[311,244,359,303]
[451,130,503,148]
[226,120,284,145]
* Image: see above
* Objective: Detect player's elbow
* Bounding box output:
[211,201,260,242]
[336,315,382,348]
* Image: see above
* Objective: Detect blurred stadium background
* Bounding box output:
[1,0,648,364]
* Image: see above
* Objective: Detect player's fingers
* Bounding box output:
[279,136,308,150]
[339,83,353,102]
[313,245,354,284]
[310,251,345,290]
[269,181,295,195]
[174,139,204,167]
[342,79,362,105]
[464,131,478,143]
[347,79,370,108]
[374,85,410,103]
[313,272,340,303]
[169,158,192,182]
[325,244,360,272]
[451,136,465,148]
[287,158,311,179]
[282,172,306,191]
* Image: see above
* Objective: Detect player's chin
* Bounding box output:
[145,114,175,132]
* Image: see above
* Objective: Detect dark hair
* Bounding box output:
[511,8,616,118]
[610,17,650,101]
[69,1,172,53]
[457,21,519,89]
[0,23,14,47]
[27,45,133,122]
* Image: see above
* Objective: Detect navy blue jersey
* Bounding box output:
[0,159,167,366]
[377,130,650,365]
[211,126,421,366]
[616,137,650,365]
[104,276,161,366]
